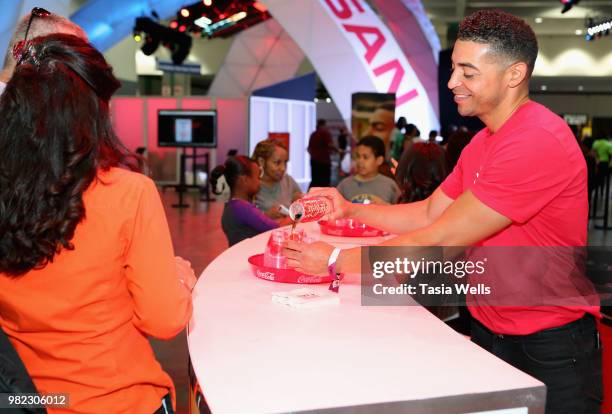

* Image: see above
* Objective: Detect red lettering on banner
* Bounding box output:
[343,24,385,64]
[324,0,352,19]
[373,59,419,105]
[324,0,365,18]
[350,0,365,13]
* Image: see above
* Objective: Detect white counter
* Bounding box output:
[187,222,545,414]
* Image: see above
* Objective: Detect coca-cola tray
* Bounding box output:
[318,220,387,237]
[248,254,338,284]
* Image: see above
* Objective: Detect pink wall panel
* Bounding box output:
[181,98,212,110]
[146,98,178,181]
[217,99,248,165]
[111,97,144,152]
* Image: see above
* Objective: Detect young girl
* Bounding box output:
[211,156,291,246]
[252,139,303,218]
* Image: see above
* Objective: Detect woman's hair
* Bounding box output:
[210,155,257,194]
[395,143,447,203]
[251,139,287,163]
[356,135,385,158]
[0,34,140,276]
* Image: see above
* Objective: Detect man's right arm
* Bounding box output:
[350,187,454,233]
[308,186,454,235]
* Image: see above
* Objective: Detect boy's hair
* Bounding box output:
[458,9,538,76]
[356,135,385,158]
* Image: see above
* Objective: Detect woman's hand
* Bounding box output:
[284,240,335,275]
[265,205,285,219]
[306,187,353,221]
[175,256,197,292]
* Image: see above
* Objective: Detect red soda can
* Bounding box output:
[288,197,333,222]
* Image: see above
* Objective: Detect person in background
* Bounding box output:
[211,156,291,246]
[389,116,407,157]
[428,130,438,143]
[252,139,303,219]
[0,7,87,94]
[337,136,400,205]
[395,142,447,204]
[308,119,337,188]
[391,123,418,161]
[445,128,474,172]
[592,135,612,189]
[0,34,195,414]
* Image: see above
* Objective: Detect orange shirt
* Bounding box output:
[0,168,192,413]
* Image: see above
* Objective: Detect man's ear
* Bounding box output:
[507,61,529,88]
[376,156,384,167]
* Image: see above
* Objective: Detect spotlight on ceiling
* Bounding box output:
[560,0,581,14]
[585,17,612,41]
[133,17,193,64]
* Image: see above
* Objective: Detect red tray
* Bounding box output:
[318,219,387,237]
[248,254,338,284]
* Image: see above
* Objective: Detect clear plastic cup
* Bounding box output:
[264,229,288,269]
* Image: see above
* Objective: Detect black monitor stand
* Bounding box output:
[171,147,215,209]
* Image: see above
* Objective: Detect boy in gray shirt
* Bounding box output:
[337,136,400,204]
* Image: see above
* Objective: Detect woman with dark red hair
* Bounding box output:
[0,34,194,413]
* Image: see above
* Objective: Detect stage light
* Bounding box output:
[203,0,212,6]
[535,17,543,23]
[133,17,192,64]
[230,12,247,22]
[141,33,160,55]
[181,8,190,18]
[170,20,178,29]
[195,16,212,28]
[575,29,583,35]
[253,2,267,12]
[560,0,581,14]
[179,25,187,33]
[586,18,612,40]
[133,32,142,42]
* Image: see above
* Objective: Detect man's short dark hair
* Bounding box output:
[458,9,538,76]
[356,136,386,158]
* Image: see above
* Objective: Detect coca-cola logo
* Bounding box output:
[257,270,276,280]
[297,275,323,283]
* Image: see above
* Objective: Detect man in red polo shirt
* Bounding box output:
[287,9,602,414]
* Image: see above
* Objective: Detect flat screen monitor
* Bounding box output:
[158,110,217,148]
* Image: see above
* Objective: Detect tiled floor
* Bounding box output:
[151,190,227,414]
[152,184,612,414]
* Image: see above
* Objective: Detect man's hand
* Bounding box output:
[284,240,335,275]
[306,187,353,221]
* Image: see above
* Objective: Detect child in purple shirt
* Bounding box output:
[211,156,290,246]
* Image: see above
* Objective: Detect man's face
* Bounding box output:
[448,40,509,118]
[366,108,394,142]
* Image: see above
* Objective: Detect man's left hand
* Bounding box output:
[284,240,335,275]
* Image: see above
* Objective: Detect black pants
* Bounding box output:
[153,394,174,414]
[310,160,331,188]
[471,314,603,414]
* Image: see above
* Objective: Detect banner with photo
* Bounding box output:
[351,92,396,150]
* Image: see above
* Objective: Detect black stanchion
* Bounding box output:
[169,148,215,209]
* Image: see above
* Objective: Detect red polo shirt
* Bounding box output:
[441,100,599,335]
